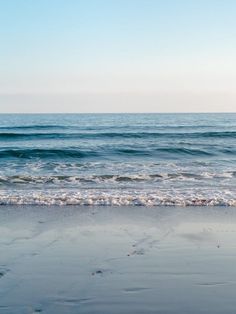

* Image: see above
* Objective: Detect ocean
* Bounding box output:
[0,113,235,206]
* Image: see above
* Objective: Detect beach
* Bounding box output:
[1,113,236,313]
[2,0,236,312]
[1,205,236,313]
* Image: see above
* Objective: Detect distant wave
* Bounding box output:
[1,131,236,140]
[0,125,68,130]
[0,148,98,159]
[154,147,213,156]
[0,146,215,159]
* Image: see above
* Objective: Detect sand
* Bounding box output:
[0,206,236,313]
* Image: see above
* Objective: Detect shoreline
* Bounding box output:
[1,206,236,313]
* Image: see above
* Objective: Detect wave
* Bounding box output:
[154,147,213,156]
[0,171,234,187]
[0,149,98,159]
[0,125,68,131]
[1,131,236,140]
[0,133,73,140]
[112,147,213,157]
[0,174,152,185]
[0,146,214,159]
[0,190,235,206]
[0,173,190,185]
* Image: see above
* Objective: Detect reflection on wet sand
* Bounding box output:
[1,206,236,314]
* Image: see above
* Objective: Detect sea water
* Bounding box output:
[0,113,235,206]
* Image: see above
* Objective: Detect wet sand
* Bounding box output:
[1,206,236,313]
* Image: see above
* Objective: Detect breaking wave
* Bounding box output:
[0,189,235,206]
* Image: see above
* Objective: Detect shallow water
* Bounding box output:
[0,113,236,205]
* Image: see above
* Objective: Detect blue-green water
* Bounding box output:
[0,113,236,205]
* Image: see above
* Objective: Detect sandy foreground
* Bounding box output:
[0,206,236,314]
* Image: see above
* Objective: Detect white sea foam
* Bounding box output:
[0,189,236,206]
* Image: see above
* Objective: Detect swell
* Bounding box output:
[0,149,98,159]
[0,147,214,159]
[115,147,213,157]
[0,125,68,131]
[1,131,236,140]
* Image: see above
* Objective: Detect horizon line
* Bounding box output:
[0,112,236,115]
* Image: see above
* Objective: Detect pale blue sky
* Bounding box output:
[0,0,236,112]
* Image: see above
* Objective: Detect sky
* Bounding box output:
[0,0,236,113]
